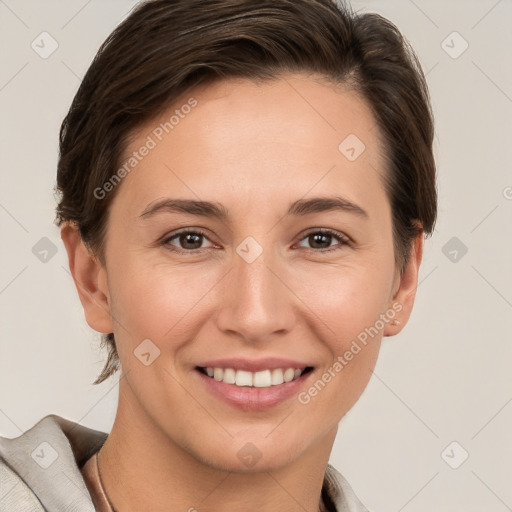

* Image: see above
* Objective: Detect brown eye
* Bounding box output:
[163,229,214,251]
[176,233,203,249]
[308,233,333,249]
[297,229,349,252]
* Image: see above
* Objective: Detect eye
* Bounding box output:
[162,229,216,252]
[296,228,350,252]
[160,227,350,254]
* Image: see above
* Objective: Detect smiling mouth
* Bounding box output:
[196,366,314,388]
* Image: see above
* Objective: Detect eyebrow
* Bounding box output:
[139,196,369,220]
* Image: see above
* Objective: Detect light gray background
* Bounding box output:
[1,1,511,511]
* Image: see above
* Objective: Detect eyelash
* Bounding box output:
[161,228,351,254]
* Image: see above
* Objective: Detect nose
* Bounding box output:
[215,244,297,342]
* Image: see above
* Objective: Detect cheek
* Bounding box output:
[292,262,392,396]
[107,259,221,349]
[293,268,389,416]
[293,261,393,342]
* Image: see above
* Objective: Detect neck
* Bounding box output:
[98,378,337,512]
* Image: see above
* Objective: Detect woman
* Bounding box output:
[0,0,436,510]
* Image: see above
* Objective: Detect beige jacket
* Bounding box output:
[0,415,370,511]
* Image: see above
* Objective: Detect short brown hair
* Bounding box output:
[55,0,437,384]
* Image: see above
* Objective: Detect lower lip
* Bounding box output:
[195,368,314,411]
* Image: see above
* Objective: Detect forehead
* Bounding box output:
[113,74,388,220]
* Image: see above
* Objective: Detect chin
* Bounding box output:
[195,439,305,474]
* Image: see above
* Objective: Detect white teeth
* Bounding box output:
[235,370,253,386]
[283,368,295,382]
[203,367,307,388]
[253,370,271,388]
[223,368,236,384]
[271,368,283,385]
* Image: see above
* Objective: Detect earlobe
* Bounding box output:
[384,231,424,337]
[60,223,113,334]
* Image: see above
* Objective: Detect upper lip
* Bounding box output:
[196,357,313,372]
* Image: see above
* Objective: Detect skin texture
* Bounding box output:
[61,73,424,512]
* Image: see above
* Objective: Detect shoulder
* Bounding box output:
[324,463,372,512]
[0,414,107,512]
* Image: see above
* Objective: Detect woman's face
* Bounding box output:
[83,74,419,471]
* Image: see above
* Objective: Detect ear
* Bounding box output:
[60,223,113,334]
[384,230,424,337]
